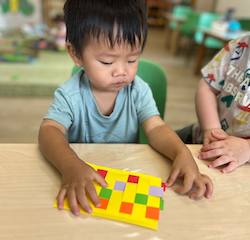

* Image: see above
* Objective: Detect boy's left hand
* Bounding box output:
[165,150,213,199]
[199,131,250,173]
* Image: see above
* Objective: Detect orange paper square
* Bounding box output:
[145,206,160,220]
[97,198,109,210]
[119,202,134,214]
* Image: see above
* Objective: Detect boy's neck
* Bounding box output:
[91,89,119,116]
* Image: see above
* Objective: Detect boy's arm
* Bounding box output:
[196,78,227,145]
[142,116,213,199]
[38,119,108,215]
[39,119,78,172]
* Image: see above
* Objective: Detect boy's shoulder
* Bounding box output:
[132,75,150,92]
[58,69,85,97]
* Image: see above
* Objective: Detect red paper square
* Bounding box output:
[161,182,166,192]
[127,175,139,184]
[97,169,108,179]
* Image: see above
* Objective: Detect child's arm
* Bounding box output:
[39,119,108,216]
[198,131,250,173]
[195,79,250,173]
[196,78,228,145]
[142,116,213,199]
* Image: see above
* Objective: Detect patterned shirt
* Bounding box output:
[193,35,250,143]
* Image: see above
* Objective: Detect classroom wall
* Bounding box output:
[194,0,216,12]
[215,0,250,18]
[2,0,43,28]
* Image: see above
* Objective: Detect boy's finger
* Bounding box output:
[67,188,81,216]
[208,155,230,168]
[221,161,238,173]
[175,174,193,194]
[75,186,93,214]
[57,187,67,209]
[190,180,206,199]
[199,148,224,160]
[211,131,226,140]
[85,183,101,207]
[165,168,180,187]
[203,137,211,146]
[94,172,109,188]
[204,177,213,199]
[200,141,222,152]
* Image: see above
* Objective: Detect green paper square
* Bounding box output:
[99,188,112,199]
[134,193,148,205]
[160,198,164,210]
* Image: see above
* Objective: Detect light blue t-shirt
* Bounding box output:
[44,70,159,143]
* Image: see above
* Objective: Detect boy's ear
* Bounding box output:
[66,42,83,67]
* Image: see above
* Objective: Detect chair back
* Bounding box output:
[194,12,224,49]
[238,19,250,31]
[170,5,193,29]
[137,59,167,143]
[71,59,167,144]
[72,65,81,76]
[180,11,200,37]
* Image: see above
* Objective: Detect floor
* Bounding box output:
[0,27,204,143]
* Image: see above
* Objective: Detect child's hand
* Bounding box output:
[57,159,108,216]
[165,151,213,199]
[203,128,228,146]
[199,131,250,173]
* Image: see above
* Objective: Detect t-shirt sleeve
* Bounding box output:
[44,87,74,129]
[201,41,233,92]
[136,86,160,125]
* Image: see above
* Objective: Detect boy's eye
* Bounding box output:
[128,60,137,64]
[100,61,112,65]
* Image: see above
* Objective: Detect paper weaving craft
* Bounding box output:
[53,163,165,230]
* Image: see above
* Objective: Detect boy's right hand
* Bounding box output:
[57,159,108,216]
[165,149,213,199]
[203,128,228,146]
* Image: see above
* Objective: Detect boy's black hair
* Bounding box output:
[64,0,148,56]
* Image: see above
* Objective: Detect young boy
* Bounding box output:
[177,35,250,174]
[39,0,213,216]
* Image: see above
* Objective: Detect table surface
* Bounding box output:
[1,143,250,240]
[164,13,187,22]
[194,29,250,75]
[200,27,250,42]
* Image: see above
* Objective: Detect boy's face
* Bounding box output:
[67,37,142,93]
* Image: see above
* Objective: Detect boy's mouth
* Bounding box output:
[113,81,125,86]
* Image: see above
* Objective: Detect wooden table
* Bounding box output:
[1,143,250,239]
[165,13,186,55]
[194,29,250,75]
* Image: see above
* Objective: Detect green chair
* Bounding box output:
[71,59,167,144]
[170,5,193,30]
[72,65,82,76]
[194,12,224,49]
[180,11,200,38]
[179,11,200,62]
[238,19,250,31]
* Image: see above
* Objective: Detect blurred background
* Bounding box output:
[0,0,250,143]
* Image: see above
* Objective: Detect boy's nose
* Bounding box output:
[113,63,126,77]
